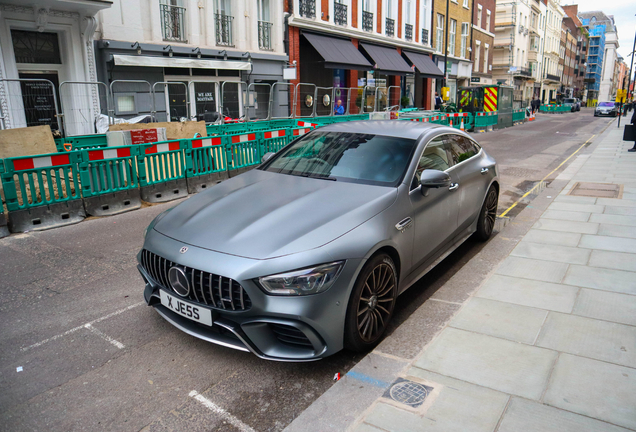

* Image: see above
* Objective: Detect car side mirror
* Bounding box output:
[420,169,451,193]
[261,152,275,164]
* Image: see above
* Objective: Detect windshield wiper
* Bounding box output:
[308,173,337,181]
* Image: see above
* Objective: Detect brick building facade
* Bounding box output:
[471,0,495,85]
[562,4,588,100]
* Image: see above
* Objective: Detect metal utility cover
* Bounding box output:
[359,43,414,75]
[382,377,433,408]
[302,33,373,71]
[568,182,623,198]
[403,51,444,78]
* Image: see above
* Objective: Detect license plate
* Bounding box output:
[160,290,212,326]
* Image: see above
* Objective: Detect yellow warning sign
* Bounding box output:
[616,89,626,103]
[484,87,498,112]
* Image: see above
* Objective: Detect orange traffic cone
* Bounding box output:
[450,119,453,127]
[460,118,465,131]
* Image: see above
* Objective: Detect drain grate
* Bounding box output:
[382,378,433,408]
[568,182,623,198]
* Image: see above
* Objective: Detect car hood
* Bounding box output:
[154,169,397,260]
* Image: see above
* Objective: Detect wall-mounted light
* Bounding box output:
[164,45,173,57]
[242,51,252,63]
[192,47,201,59]
[132,41,141,55]
[219,50,227,61]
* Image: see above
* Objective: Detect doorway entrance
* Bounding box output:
[18,71,61,131]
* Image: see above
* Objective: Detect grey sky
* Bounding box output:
[561,0,636,66]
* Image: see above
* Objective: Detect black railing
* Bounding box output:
[405,23,413,41]
[386,18,395,37]
[299,0,316,18]
[362,11,373,32]
[215,13,233,46]
[546,73,560,82]
[421,28,429,45]
[334,1,347,25]
[160,4,187,42]
[514,66,532,77]
[258,21,272,50]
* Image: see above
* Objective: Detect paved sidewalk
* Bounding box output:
[285,122,636,432]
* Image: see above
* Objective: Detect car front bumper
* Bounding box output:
[138,231,364,361]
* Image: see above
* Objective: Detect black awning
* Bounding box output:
[302,32,373,70]
[402,51,444,78]
[359,43,413,75]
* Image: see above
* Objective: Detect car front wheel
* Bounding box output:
[344,253,397,352]
[475,185,498,241]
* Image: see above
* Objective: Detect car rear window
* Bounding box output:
[598,102,615,107]
[261,132,417,187]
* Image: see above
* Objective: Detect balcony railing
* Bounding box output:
[386,18,395,37]
[160,4,187,43]
[215,13,234,46]
[362,11,373,32]
[258,21,272,50]
[421,28,429,45]
[405,23,413,41]
[546,73,560,82]
[334,1,347,26]
[299,0,316,19]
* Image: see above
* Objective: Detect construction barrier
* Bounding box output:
[260,129,290,155]
[185,136,228,194]
[226,132,261,177]
[136,140,188,203]
[79,146,142,216]
[1,152,85,232]
[0,160,8,238]
[446,112,471,131]
[473,112,498,132]
[512,109,526,125]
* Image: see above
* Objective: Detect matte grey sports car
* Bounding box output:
[138,121,499,361]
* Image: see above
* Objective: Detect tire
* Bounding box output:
[475,185,498,242]
[344,253,397,353]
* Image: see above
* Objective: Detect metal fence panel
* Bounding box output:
[110,79,153,122]
[152,81,189,122]
[314,87,334,117]
[246,83,271,120]
[295,83,317,118]
[220,81,247,121]
[60,81,110,136]
[269,83,295,119]
[0,78,63,134]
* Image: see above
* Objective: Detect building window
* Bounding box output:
[116,94,136,114]
[436,14,444,53]
[214,0,234,46]
[11,30,62,64]
[160,0,187,43]
[460,23,469,58]
[334,0,348,26]
[463,0,469,7]
[477,4,482,28]
[257,0,272,50]
[449,19,456,56]
[486,10,491,31]
[484,44,489,72]
[474,42,481,72]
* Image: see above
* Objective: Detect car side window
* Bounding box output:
[411,136,451,190]
[448,134,479,165]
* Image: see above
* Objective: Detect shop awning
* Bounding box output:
[359,43,413,75]
[302,33,373,70]
[112,54,252,70]
[402,51,444,78]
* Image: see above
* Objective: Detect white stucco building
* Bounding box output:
[539,0,563,103]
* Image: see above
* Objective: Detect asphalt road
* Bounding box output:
[0,109,616,431]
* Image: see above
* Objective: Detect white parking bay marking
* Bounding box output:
[84,324,125,349]
[189,390,258,432]
[21,302,144,352]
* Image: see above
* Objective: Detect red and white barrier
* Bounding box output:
[88,147,132,161]
[264,129,287,139]
[231,133,257,144]
[192,137,223,148]
[13,154,70,171]
[293,128,311,136]
[145,142,181,154]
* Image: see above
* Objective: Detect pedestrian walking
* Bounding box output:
[435,92,443,110]
[334,99,345,116]
[628,108,636,152]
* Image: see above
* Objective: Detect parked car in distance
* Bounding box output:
[594,102,618,117]
[563,98,580,112]
[137,121,499,361]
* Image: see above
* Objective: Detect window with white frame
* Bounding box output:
[474,41,481,72]
[421,0,430,44]
[436,14,444,52]
[484,44,489,72]
[405,0,413,24]
[449,19,456,55]
[460,23,469,58]
[486,10,491,31]
[477,4,482,28]
[386,0,393,18]
[463,0,469,7]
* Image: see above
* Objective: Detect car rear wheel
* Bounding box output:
[475,185,498,241]
[344,253,397,352]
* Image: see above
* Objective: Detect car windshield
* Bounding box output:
[598,102,615,107]
[262,132,417,187]
[564,98,575,103]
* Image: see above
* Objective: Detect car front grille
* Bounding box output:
[269,323,314,349]
[141,249,252,311]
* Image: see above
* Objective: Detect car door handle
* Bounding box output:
[481,167,489,174]
[395,217,413,232]
[449,183,459,191]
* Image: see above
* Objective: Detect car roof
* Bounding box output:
[317,120,446,140]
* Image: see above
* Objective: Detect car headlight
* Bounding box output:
[144,207,174,238]
[257,261,345,296]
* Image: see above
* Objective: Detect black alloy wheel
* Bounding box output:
[344,254,397,352]
[475,185,498,241]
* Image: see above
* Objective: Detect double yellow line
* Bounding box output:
[498,134,596,218]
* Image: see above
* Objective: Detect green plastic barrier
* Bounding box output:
[79,145,142,216]
[226,131,261,177]
[136,139,189,203]
[0,160,7,237]
[185,135,228,193]
[260,128,290,154]
[1,151,85,232]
